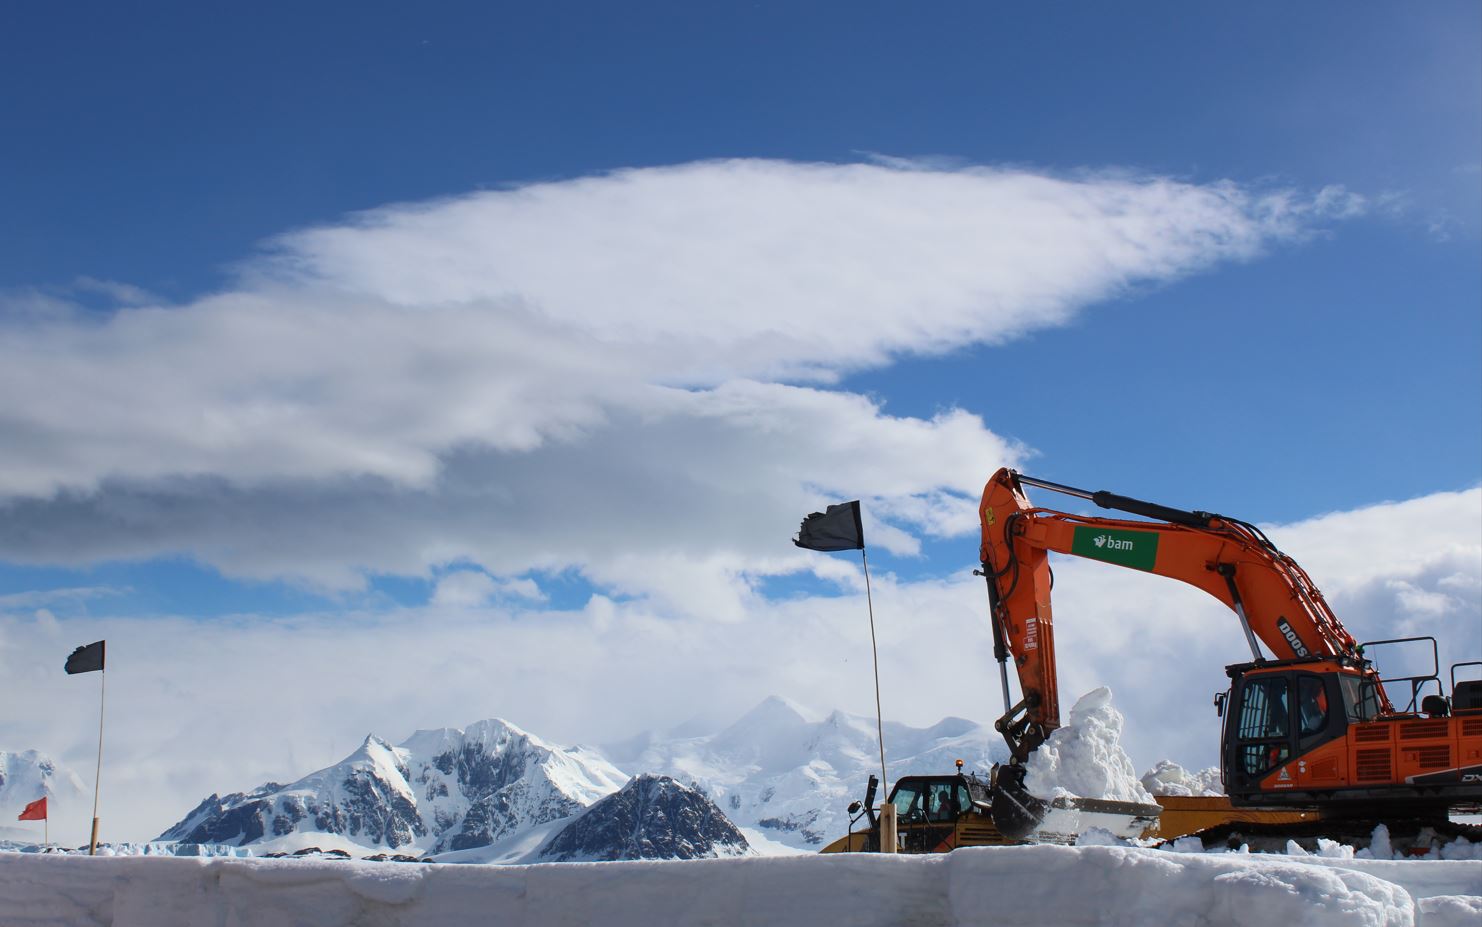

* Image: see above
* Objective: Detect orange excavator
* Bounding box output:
[979,468,1482,846]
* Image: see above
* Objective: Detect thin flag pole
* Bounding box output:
[89,668,105,855]
[861,549,888,791]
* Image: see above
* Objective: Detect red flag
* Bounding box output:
[18,797,46,821]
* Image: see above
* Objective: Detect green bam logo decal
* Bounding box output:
[1071,526,1159,571]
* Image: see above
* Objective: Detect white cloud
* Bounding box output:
[0,159,1350,601]
[431,570,545,607]
[429,570,500,608]
[0,586,124,610]
[71,276,158,306]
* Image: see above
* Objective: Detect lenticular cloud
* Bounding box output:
[267,159,1327,381]
[0,159,1355,590]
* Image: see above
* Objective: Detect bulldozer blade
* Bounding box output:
[1018,796,1164,845]
[990,762,1162,844]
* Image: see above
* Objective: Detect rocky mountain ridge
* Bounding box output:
[154,698,1006,860]
[160,719,626,856]
[540,775,750,862]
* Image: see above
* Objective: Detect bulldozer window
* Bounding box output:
[891,784,924,822]
[957,783,975,814]
[932,785,958,821]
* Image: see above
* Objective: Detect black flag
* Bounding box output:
[793,501,864,552]
[65,641,105,675]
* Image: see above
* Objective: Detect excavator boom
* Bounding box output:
[978,469,1374,760]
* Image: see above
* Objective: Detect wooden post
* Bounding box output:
[861,550,888,796]
[879,802,898,854]
[88,668,105,856]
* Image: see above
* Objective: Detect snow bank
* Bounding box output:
[1289,856,1482,902]
[1141,759,1223,797]
[0,843,1457,927]
[1023,687,1156,804]
[1418,894,1482,927]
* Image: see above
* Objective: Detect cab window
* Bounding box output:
[931,784,958,821]
[1238,742,1291,776]
[1298,676,1329,737]
[1237,676,1289,740]
[891,784,923,820]
[1235,676,1291,777]
[1338,674,1381,723]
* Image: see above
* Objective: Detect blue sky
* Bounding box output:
[4,1,1478,612]
[1,2,1479,838]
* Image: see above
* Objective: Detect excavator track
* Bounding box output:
[1175,818,1482,855]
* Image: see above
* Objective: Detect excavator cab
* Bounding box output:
[1222,660,1359,802]
[1222,641,1482,813]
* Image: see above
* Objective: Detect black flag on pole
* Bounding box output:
[65,641,105,675]
[793,501,864,552]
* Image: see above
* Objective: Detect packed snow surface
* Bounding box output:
[3,843,1477,927]
[1023,687,1156,804]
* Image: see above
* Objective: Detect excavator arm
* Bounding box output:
[977,468,1378,763]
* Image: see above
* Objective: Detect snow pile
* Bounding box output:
[1441,839,1482,862]
[1023,687,1156,804]
[1141,759,1223,797]
[0,843,1454,927]
[1418,894,1482,927]
[1341,825,1482,862]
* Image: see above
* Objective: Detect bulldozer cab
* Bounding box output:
[820,772,1010,854]
[889,776,974,825]
[821,767,1162,852]
[886,773,1009,852]
[822,772,1001,853]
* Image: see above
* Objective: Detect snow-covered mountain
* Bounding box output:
[602,696,1008,850]
[540,774,750,862]
[158,698,1005,859]
[0,750,88,843]
[160,719,626,855]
